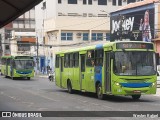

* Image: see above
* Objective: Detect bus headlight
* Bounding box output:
[115,83,120,86]
[152,82,156,87]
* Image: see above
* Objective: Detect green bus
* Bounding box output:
[1,55,35,80]
[55,41,158,100]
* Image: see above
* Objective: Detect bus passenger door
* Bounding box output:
[60,57,64,87]
[80,54,86,91]
[6,59,9,76]
[105,52,111,92]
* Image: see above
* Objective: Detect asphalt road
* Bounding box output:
[0,75,160,120]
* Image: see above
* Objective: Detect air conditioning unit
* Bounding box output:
[76,33,82,38]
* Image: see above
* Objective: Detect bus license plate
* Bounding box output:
[133,90,141,93]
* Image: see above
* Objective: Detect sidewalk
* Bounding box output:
[156,88,160,96]
[35,72,48,78]
[37,74,48,78]
[157,76,160,88]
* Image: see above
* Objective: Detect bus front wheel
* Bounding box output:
[97,83,105,100]
[67,81,73,94]
[132,95,141,100]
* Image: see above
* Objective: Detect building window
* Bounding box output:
[5,30,11,39]
[118,0,122,6]
[98,0,107,5]
[18,45,30,51]
[13,21,18,28]
[92,33,103,41]
[61,33,73,40]
[42,2,46,9]
[5,45,10,50]
[19,20,24,28]
[127,0,136,4]
[25,20,30,28]
[83,33,89,41]
[112,0,116,6]
[17,41,30,51]
[68,0,77,4]
[25,11,29,18]
[83,13,87,17]
[30,20,35,28]
[83,0,87,4]
[30,9,35,19]
[58,0,61,4]
[88,0,92,5]
[106,33,110,41]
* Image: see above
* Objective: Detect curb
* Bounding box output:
[39,76,48,78]
[35,75,48,78]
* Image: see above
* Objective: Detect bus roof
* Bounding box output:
[56,41,154,54]
[1,56,14,58]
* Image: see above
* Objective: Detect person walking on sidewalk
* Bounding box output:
[47,65,51,74]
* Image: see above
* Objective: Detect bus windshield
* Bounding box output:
[114,51,156,76]
[14,60,34,69]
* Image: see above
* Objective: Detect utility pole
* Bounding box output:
[36,37,39,72]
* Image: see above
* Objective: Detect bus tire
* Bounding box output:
[132,95,141,100]
[67,80,73,94]
[96,83,105,100]
[12,77,15,80]
[27,77,30,80]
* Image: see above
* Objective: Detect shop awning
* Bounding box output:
[0,0,42,28]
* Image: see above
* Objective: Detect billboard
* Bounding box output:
[110,8,155,42]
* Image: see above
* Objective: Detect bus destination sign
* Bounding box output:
[116,43,153,49]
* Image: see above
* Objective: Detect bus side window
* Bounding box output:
[1,58,5,65]
[33,61,35,67]
[55,55,59,68]
[95,49,103,66]
[64,54,68,68]
[87,50,95,67]
[11,60,15,67]
[73,52,79,67]
[7,58,11,65]
[70,53,73,68]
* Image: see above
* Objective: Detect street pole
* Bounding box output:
[36,37,39,72]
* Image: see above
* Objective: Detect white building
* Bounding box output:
[35,0,143,71]
[0,8,36,56]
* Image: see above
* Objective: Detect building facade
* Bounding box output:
[36,0,142,71]
[0,8,36,56]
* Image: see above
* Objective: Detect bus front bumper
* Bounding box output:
[111,85,156,95]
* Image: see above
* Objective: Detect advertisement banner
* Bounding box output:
[110,8,155,42]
